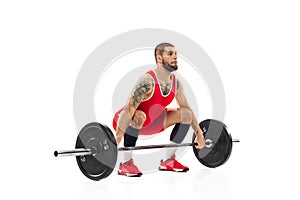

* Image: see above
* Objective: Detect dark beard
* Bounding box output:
[162,60,178,72]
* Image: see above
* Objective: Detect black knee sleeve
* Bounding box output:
[124,126,140,147]
[170,123,190,144]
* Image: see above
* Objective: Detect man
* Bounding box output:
[112,42,205,177]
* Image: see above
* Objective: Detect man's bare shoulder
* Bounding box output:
[138,74,154,83]
[126,74,154,109]
[133,74,154,92]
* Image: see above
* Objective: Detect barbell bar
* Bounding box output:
[54,139,240,157]
[54,142,204,157]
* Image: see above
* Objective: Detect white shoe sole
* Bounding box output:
[158,166,189,172]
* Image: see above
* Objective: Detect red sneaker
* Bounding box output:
[118,159,143,177]
[159,155,189,172]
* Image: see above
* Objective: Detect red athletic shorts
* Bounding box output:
[112,108,167,135]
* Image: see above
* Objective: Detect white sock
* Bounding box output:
[164,141,177,161]
[123,151,133,163]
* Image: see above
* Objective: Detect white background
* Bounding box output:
[1,1,299,200]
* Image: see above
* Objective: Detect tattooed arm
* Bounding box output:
[175,78,205,149]
[115,75,154,146]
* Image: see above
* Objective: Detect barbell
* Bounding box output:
[54,119,239,181]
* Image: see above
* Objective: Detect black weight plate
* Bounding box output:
[193,119,232,168]
[75,122,117,181]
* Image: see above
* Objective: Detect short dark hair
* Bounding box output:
[154,42,174,63]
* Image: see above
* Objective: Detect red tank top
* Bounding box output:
[112,70,177,134]
[137,70,176,126]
